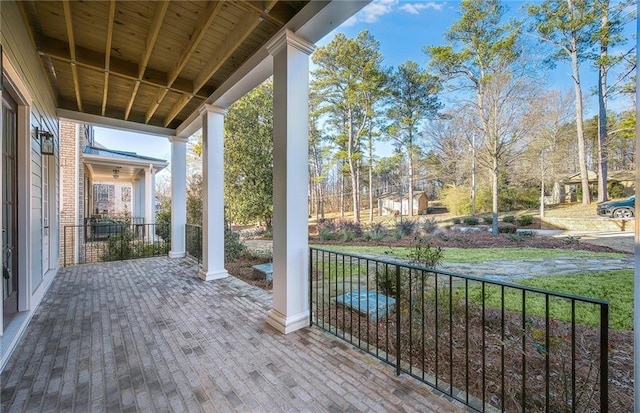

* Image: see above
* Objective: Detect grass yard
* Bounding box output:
[469,270,632,330]
[314,244,624,263]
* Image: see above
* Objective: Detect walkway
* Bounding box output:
[440,255,633,283]
[1,258,463,413]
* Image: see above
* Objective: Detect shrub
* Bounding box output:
[482,216,493,224]
[608,181,625,199]
[394,220,416,237]
[155,203,171,241]
[420,218,439,234]
[408,237,444,268]
[518,215,534,226]
[318,228,336,241]
[367,222,387,240]
[339,220,363,238]
[224,224,245,262]
[101,230,135,262]
[375,238,444,296]
[463,217,479,226]
[497,223,517,234]
[452,218,462,225]
[440,186,472,216]
[563,235,581,246]
[340,228,355,242]
[502,215,515,224]
[317,218,337,232]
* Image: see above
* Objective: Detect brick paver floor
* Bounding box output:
[1,257,464,412]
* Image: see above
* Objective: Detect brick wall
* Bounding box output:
[58,121,91,265]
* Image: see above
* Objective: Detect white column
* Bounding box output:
[169,136,188,258]
[199,104,228,281]
[144,165,156,225]
[265,30,315,334]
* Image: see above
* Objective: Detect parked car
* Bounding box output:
[596,195,635,218]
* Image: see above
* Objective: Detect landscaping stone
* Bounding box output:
[335,290,396,321]
[251,262,273,282]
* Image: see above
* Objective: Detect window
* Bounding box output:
[95,184,112,202]
[121,186,131,202]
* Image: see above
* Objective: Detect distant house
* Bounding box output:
[560,170,635,202]
[378,191,429,216]
[59,121,168,265]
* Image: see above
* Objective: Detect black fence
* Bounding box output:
[185,223,203,264]
[310,247,609,412]
[63,222,170,266]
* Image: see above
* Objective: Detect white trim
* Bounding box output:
[75,123,80,263]
[266,29,315,56]
[265,309,309,334]
[0,267,57,372]
[57,109,176,137]
[16,84,32,315]
[1,56,34,319]
[198,269,229,281]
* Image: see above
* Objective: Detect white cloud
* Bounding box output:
[342,0,397,26]
[399,2,445,15]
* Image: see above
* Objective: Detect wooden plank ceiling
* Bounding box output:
[17,0,310,129]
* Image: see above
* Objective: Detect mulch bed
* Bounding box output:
[317,302,634,412]
[226,230,633,411]
[311,230,621,253]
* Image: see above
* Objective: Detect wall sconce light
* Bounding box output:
[36,127,55,156]
[112,167,120,179]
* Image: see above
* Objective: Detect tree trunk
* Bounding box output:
[491,156,499,235]
[471,134,476,216]
[340,170,345,218]
[369,133,374,223]
[408,146,414,217]
[570,32,591,204]
[540,150,546,219]
[597,0,609,202]
[347,108,360,223]
[352,164,360,223]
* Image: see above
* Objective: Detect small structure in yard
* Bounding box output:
[378,191,429,216]
[335,290,396,321]
[252,262,273,282]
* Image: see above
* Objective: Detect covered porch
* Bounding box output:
[0,0,370,369]
[0,257,460,412]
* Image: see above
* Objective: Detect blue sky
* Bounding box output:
[320,0,636,110]
[96,0,636,161]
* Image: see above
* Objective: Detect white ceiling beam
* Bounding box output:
[58,108,176,137]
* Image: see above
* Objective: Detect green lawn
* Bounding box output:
[468,270,632,330]
[313,245,624,263]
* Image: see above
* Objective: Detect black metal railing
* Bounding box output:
[310,247,609,412]
[185,223,203,264]
[63,222,170,266]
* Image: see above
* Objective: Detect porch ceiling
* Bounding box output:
[17,0,312,131]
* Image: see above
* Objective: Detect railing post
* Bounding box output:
[600,303,609,412]
[309,248,313,327]
[395,264,401,376]
[63,226,67,267]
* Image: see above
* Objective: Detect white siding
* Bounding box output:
[2,2,59,308]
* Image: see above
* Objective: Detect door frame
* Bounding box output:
[1,55,34,335]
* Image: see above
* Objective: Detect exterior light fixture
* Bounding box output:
[112,168,120,179]
[36,127,55,156]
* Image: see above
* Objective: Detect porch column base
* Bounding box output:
[265,309,309,334]
[168,251,186,258]
[199,269,229,281]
